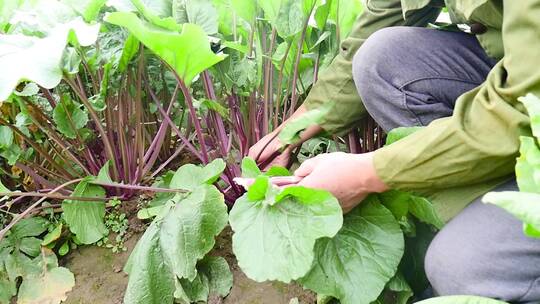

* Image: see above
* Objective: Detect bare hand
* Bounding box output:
[294,152,388,213]
[248,131,292,170]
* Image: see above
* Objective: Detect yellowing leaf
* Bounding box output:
[17,266,75,304]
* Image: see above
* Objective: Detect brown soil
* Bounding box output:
[62,226,316,304]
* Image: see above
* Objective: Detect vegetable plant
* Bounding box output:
[228,127,444,304]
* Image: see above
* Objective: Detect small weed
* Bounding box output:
[97,199,128,253]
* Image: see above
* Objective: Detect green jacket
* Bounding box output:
[304,0,536,222]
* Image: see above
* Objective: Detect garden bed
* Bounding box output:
[63,227,315,304]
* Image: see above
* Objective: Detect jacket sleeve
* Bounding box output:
[303,0,442,134]
[373,0,536,191]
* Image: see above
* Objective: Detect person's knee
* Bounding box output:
[424,231,483,296]
[353,27,395,97]
[424,224,509,298]
[352,27,411,99]
[352,27,421,131]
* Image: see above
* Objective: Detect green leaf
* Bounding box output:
[42,223,63,246]
[131,0,181,31]
[229,184,343,283]
[314,0,332,29]
[279,103,332,146]
[172,0,219,35]
[62,46,82,75]
[88,62,111,112]
[174,255,232,302]
[328,0,362,39]
[65,0,107,22]
[246,176,272,201]
[483,191,540,238]
[197,99,230,118]
[52,97,89,139]
[302,0,317,15]
[524,223,540,238]
[197,256,233,298]
[378,190,410,220]
[264,166,292,177]
[108,0,172,17]
[515,136,540,193]
[274,0,303,38]
[519,94,540,140]
[170,159,226,191]
[10,217,49,239]
[0,18,100,101]
[160,185,228,281]
[58,241,70,256]
[385,273,413,304]
[0,144,22,165]
[231,0,256,22]
[416,296,508,304]
[118,33,139,72]
[105,12,225,86]
[13,82,39,97]
[241,157,262,178]
[257,0,279,21]
[0,180,11,196]
[17,266,75,304]
[176,272,209,303]
[385,127,423,145]
[299,196,404,304]
[62,181,108,244]
[124,223,175,304]
[96,160,113,183]
[19,237,42,257]
[408,196,444,229]
[0,126,13,149]
[0,274,16,304]
[4,251,37,282]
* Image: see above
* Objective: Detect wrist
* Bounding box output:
[353,153,389,193]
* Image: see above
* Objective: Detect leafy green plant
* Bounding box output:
[0,217,75,303]
[483,94,540,238]
[100,199,129,253]
[229,160,343,282]
[0,0,363,249]
[231,147,442,304]
[123,160,232,304]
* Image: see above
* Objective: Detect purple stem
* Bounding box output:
[137,82,179,180]
[147,82,204,161]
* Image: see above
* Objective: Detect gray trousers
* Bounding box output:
[352,27,540,303]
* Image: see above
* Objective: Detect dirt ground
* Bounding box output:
[62,226,316,304]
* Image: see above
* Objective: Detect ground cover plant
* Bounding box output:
[0,0,524,304]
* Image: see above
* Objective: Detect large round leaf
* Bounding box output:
[104,12,225,86]
[0,18,99,101]
[300,196,404,304]
[229,183,343,283]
